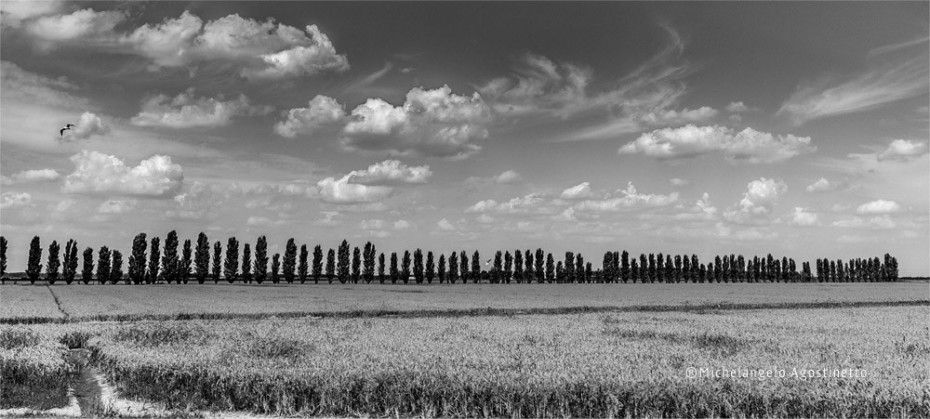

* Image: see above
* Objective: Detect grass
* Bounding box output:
[1,282,927,324]
[71,306,929,417]
[0,326,74,409]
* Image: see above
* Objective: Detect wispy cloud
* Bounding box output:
[868,35,930,57]
[777,55,929,126]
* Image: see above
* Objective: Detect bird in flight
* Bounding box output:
[59,123,75,137]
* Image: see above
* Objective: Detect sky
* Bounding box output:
[1,1,928,276]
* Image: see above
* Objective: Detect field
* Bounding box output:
[1,282,927,323]
[1,283,928,417]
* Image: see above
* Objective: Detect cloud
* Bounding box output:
[246,216,284,227]
[18,10,348,80]
[346,159,431,185]
[669,178,690,187]
[868,35,930,57]
[341,85,491,159]
[856,199,900,215]
[358,219,386,230]
[2,169,60,185]
[723,178,787,224]
[877,139,928,162]
[789,207,819,226]
[0,0,62,28]
[436,218,458,231]
[0,61,85,108]
[478,52,593,117]
[59,111,109,140]
[62,150,184,197]
[833,215,896,230]
[274,95,346,138]
[25,8,125,48]
[805,177,848,193]
[494,170,522,184]
[777,56,929,125]
[312,211,340,226]
[393,220,411,230]
[97,199,137,214]
[560,182,594,199]
[0,192,32,209]
[725,101,749,113]
[465,193,546,214]
[573,182,679,212]
[619,124,815,164]
[131,89,267,129]
[316,174,392,204]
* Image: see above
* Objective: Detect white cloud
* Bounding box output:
[0,0,63,28]
[833,215,896,229]
[62,150,184,197]
[97,199,136,214]
[393,220,411,230]
[120,10,202,68]
[341,85,491,159]
[3,169,60,184]
[465,193,546,214]
[25,8,125,47]
[61,111,109,140]
[274,95,346,138]
[789,207,819,226]
[574,182,679,212]
[242,25,349,80]
[313,211,340,226]
[246,216,284,227]
[476,213,496,224]
[560,182,594,199]
[436,218,457,231]
[723,178,787,224]
[856,199,900,215]
[131,89,266,129]
[347,159,432,185]
[358,219,386,230]
[494,170,522,184]
[669,178,690,187]
[636,107,719,126]
[877,139,928,161]
[619,124,815,164]
[725,101,750,113]
[316,174,391,204]
[805,177,847,193]
[0,192,32,209]
[777,56,929,125]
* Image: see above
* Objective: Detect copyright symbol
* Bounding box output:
[686,367,697,379]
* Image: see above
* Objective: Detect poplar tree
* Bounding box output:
[378,252,386,283]
[631,259,639,283]
[81,247,94,285]
[337,240,349,284]
[413,249,424,284]
[195,232,210,284]
[63,239,78,285]
[648,254,657,283]
[0,236,6,281]
[639,254,647,283]
[513,249,523,284]
[390,252,399,284]
[564,251,574,283]
[181,239,192,284]
[534,249,545,283]
[524,249,533,283]
[271,253,280,284]
[161,231,179,284]
[254,236,268,284]
[241,243,252,283]
[46,240,60,285]
[26,236,42,284]
[97,246,111,284]
[603,252,613,283]
[504,251,513,284]
[656,253,665,283]
[212,241,222,283]
[129,233,148,284]
[298,244,309,284]
[352,246,361,283]
[576,254,584,283]
[620,251,630,283]
[110,250,123,284]
[472,250,481,283]
[224,237,239,283]
[283,238,297,284]
[312,245,323,283]
[459,251,468,284]
[402,250,412,284]
[147,236,160,284]
[492,251,502,283]
[437,253,446,284]
[425,251,435,284]
[545,253,555,283]
[363,242,374,283]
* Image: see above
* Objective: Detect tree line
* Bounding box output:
[0,233,901,285]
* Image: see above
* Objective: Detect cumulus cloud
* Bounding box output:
[0,192,32,209]
[673,192,717,221]
[393,220,411,230]
[833,215,896,229]
[358,219,386,230]
[560,182,594,199]
[342,85,491,159]
[669,178,690,187]
[573,182,679,212]
[18,10,348,80]
[856,199,900,214]
[0,0,63,28]
[723,178,787,224]
[725,101,750,113]
[346,159,431,185]
[436,218,458,231]
[274,95,346,138]
[246,216,284,227]
[805,177,848,193]
[60,111,109,140]
[877,139,928,161]
[465,193,546,214]
[789,207,819,226]
[316,174,392,204]
[619,124,815,164]
[777,56,929,125]
[2,169,60,184]
[62,150,184,197]
[131,89,267,128]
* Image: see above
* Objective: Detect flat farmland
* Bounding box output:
[1,282,927,323]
